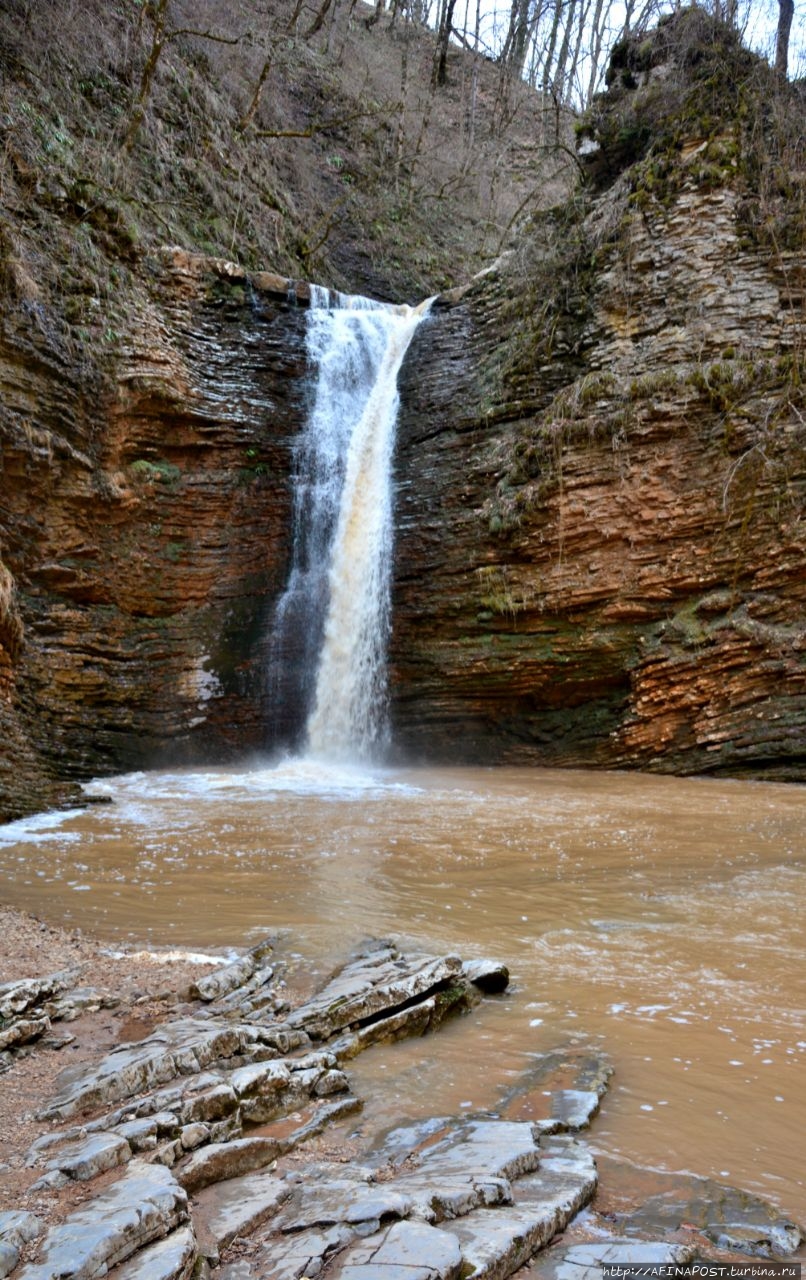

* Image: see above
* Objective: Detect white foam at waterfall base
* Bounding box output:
[80,760,423,808]
[0,808,87,845]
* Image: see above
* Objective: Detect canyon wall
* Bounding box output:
[2,16,804,821]
[1,253,312,819]
[391,49,805,778]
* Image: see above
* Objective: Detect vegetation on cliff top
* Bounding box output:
[0,0,574,325]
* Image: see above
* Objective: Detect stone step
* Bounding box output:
[441,1137,598,1280]
[107,1226,197,1280]
[531,1238,696,1280]
[193,1171,291,1260]
[329,1219,463,1280]
[17,1161,188,1280]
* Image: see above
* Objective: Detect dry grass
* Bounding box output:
[0,0,574,310]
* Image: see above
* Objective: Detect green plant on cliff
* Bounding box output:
[130,458,182,485]
[475,565,532,619]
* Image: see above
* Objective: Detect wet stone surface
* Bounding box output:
[3,937,802,1280]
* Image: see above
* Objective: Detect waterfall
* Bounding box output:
[270,286,430,761]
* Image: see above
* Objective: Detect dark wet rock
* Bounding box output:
[108,1225,197,1280]
[532,1238,696,1280]
[17,1160,188,1280]
[332,1219,463,1280]
[609,1171,803,1258]
[533,1090,603,1135]
[178,1137,285,1192]
[462,959,510,994]
[193,1172,290,1257]
[286,946,464,1041]
[500,1047,613,1134]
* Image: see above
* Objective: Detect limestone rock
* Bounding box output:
[178,1137,284,1192]
[444,1134,599,1276]
[287,947,464,1041]
[462,959,510,994]
[193,1172,290,1253]
[275,1175,412,1235]
[40,1019,255,1119]
[42,1129,132,1181]
[377,1118,541,1224]
[252,1224,355,1280]
[17,1160,188,1280]
[611,1171,803,1258]
[532,1239,696,1280]
[0,1016,51,1051]
[108,1225,197,1280]
[500,1048,613,1135]
[0,1213,44,1280]
[332,1219,463,1280]
[0,1243,18,1280]
[190,939,272,1004]
[0,969,80,1019]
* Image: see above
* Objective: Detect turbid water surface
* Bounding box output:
[0,761,803,1220]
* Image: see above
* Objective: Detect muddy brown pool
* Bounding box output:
[0,761,803,1220]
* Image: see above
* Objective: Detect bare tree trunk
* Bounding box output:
[121,0,170,152]
[306,0,336,38]
[775,0,794,76]
[238,52,274,132]
[566,0,593,103]
[541,0,564,93]
[550,0,578,100]
[432,0,458,85]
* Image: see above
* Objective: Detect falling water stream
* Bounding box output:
[1,290,804,1226]
[271,288,430,757]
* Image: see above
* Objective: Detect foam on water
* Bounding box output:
[80,757,424,808]
[0,808,87,845]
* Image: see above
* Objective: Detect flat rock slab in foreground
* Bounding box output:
[108,1226,197,1280]
[17,1161,188,1280]
[332,1220,463,1280]
[532,1239,697,1280]
[285,946,466,1040]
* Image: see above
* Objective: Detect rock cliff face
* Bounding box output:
[1,252,314,819]
[1,17,804,821]
[390,24,805,778]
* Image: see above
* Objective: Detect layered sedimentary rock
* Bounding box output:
[1,253,313,819]
[391,22,805,778]
[2,17,804,820]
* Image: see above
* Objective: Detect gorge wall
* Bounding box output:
[1,14,804,820]
[1,254,314,820]
[391,17,805,778]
